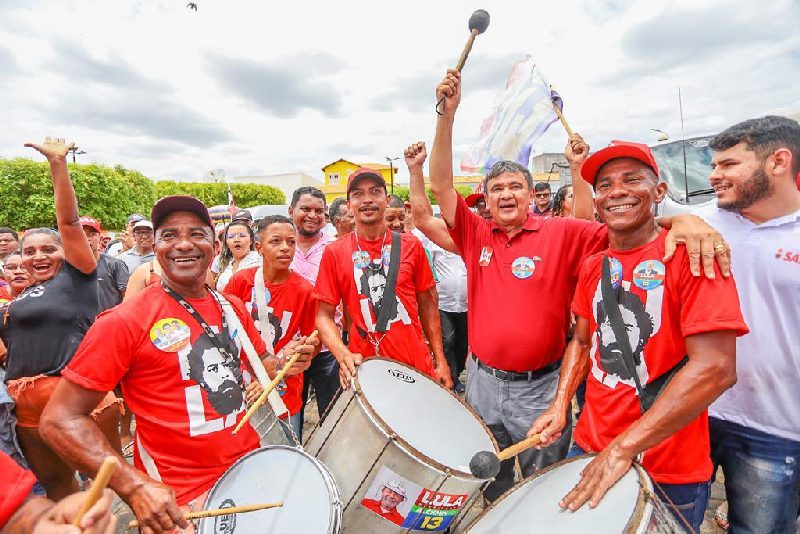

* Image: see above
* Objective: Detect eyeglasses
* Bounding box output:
[226,232,249,240]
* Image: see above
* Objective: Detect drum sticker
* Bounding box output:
[632,260,665,290]
[478,246,493,267]
[149,318,191,352]
[213,499,236,534]
[352,251,370,269]
[609,257,623,289]
[361,466,468,531]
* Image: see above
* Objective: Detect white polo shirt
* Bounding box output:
[695,204,800,442]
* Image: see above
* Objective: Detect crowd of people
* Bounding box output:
[0,69,798,534]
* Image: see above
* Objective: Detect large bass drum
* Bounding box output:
[304,358,496,533]
[464,455,686,533]
[197,445,342,533]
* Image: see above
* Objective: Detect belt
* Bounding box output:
[472,354,561,382]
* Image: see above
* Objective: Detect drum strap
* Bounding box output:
[374,230,402,333]
[601,256,688,413]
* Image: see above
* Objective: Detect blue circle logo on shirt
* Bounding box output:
[633,260,666,290]
[511,257,536,279]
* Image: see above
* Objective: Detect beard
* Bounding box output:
[718,167,772,212]
[205,380,245,415]
[297,225,319,238]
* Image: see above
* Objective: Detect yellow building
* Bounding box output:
[319,159,400,203]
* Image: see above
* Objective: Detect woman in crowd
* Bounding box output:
[2,252,34,299]
[1,138,121,499]
[551,183,574,218]
[212,220,260,291]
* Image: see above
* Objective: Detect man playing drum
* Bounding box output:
[429,69,732,501]
[40,196,315,534]
[530,141,749,530]
[225,214,320,441]
[314,168,452,389]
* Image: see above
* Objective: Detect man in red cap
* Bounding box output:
[529,140,748,530]
[42,196,316,533]
[80,216,129,314]
[465,182,491,220]
[314,168,452,389]
[430,69,733,502]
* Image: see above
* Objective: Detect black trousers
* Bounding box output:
[439,310,468,385]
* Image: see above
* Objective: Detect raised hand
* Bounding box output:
[435,69,462,117]
[565,134,590,167]
[24,137,74,162]
[404,142,427,170]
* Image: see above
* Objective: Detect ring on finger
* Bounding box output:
[714,244,727,252]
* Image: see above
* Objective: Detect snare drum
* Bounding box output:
[304,358,497,533]
[464,455,686,533]
[249,404,299,447]
[197,445,342,533]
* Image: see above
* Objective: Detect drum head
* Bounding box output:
[356,359,495,474]
[199,446,340,534]
[467,456,641,533]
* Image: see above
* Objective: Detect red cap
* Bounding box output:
[151,195,213,230]
[79,216,102,233]
[581,140,659,186]
[465,181,485,207]
[346,168,386,196]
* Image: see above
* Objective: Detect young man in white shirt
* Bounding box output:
[694,115,800,534]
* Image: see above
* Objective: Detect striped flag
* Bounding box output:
[461,55,561,173]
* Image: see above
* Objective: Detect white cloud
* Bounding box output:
[0,0,797,189]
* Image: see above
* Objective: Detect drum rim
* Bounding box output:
[198,444,343,533]
[461,453,652,533]
[353,357,499,480]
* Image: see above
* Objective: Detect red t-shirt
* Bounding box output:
[0,451,35,529]
[572,230,749,484]
[450,195,608,371]
[63,284,264,504]
[313,231,436,376]
[361,498,404,526]
[225,268,316,415]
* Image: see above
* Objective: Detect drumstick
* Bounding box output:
[550,87,575,138]
[436,10,490,113]
[72,456,118,526]
[127,502,283,528]
[469,434,542,479]
[232,330,318,435]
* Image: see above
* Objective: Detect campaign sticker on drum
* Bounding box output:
[150,318,191,352]
[361,466,468,532]
[633,260,666,290]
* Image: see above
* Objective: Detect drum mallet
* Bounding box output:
[127,502,284,529]
[233,330,318,435]
[550,85,575,137]
[72,456,118,526]
[436,9,491,114]
[469,434,542,479]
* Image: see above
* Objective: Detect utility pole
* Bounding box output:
[68,145,86,163]
[385,156,400,195]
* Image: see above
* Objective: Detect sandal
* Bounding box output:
[714,501,729,531]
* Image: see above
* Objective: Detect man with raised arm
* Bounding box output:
[428,68,732,500]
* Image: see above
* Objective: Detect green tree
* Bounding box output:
[0,159,156,230]
[386,185,472,205]
[154,181,284,206]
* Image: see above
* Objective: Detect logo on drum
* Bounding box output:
[214,499,237,534]
[388,369,416,383]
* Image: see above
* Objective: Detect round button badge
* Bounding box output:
[633,260,666,290]
[511,257,536,279]
[150,318,191,352]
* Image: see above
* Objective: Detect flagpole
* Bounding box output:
[550,85,574,137]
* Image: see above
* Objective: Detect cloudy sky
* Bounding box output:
[1,0,798,185]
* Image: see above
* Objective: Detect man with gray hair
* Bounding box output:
[429,69,733,500]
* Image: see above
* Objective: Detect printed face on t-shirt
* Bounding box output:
[186,335,244,416]
[595,287,654,384]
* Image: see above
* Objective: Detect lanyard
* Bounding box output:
[161,282,236,362]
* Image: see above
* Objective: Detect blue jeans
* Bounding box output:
[568,443,709,531]
[302,351,340,418]
[709,417,800,534]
